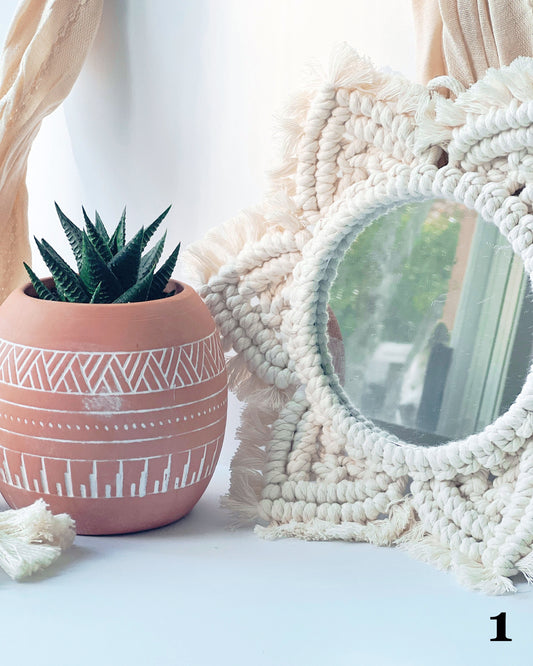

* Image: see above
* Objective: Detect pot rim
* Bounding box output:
[18,277,188,312]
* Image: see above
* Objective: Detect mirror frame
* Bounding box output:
[186,46,533,593]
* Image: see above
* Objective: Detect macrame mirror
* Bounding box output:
[187,45,533,594]
[328,198,532,446]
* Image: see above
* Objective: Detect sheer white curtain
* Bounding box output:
[15,0,415,275]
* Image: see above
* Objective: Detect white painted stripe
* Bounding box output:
[162,454,171,492]
[0,384,227,414]
[2,449,12,485]
[89,461,98,498]
[197,447,206,479]
[80,484,87,498]
[20,454,30,490]
[146,354,164,390]
[0,331,219,355]
[32,360,44,391]
[64,460,74,497]
[130,482,136,497]
[51,355,76,392]
[105,484,111,498]
[0,415,226,444]
[33,479,39,492]
[0,435,221,464]
[139,459,148,497]
[181,451,191,488]
[116,460,123,498]
[56,482,63,496]
[40,459,49,493]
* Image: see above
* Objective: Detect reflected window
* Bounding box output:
[329,200,533,445]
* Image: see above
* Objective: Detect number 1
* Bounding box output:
[490,612,512,642]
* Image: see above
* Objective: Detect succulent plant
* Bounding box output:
[24,204,181,304]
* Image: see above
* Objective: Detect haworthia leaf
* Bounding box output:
[83,207,113,263]
[139,232,166,281]
[55,202,83,271]
[112,267,154,303]
[108,226,144,290]
[148,242,180,300]
[80,232,122,301]
[110,207,126,254]
[23,263,58,301]
[94,210,110,245]
[36,238,90,303]
[141,205,171,252]
[89,282,103,303]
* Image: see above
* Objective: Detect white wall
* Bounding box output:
[15,0,416,275]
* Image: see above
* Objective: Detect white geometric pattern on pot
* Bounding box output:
[0,434,224,499]
[0,330,225,394]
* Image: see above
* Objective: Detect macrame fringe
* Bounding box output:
[516,549,533,584]
[397,528,517,594]
[271,42,431,193]
[221,467,263,527]
[0,500,75,580]
[184,207,269,286]
[415,57,533,154]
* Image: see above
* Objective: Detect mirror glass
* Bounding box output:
[328,200,533,445]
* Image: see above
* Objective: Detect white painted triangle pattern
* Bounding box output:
[0,331,225,394]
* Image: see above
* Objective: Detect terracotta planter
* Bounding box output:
[0,279,227,535]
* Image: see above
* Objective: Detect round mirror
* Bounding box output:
[329,200,533,445]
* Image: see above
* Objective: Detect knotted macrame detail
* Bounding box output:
[186,44,533,594]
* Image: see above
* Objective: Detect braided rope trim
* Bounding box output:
[185,45,533,594]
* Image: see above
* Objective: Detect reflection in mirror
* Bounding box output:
[329,200,533,446]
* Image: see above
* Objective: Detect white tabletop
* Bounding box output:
[0,394,531,666]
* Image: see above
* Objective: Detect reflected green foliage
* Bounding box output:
[329,201,460,365]
[383,211,461,342]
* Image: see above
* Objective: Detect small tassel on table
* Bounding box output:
[0,500,75,580]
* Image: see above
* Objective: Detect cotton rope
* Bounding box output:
[0,0,102,579]
[186,45,533,594]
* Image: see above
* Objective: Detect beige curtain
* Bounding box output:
[412,0,533,85]
[0,0,103,304]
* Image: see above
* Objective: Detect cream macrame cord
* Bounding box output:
[186,46,533,594]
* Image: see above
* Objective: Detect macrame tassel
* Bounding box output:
[516,549,533,584]
[397,530,516,594]
[0,500,75,580]
[220,468,263,527]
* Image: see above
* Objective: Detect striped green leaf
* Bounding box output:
[79,232,122,301]
[139,232,166,281]
[36,238,90,303]
[112,267,154,303]
[110,207,126,254]
[109,226,144,290]
[141,205,171,252]
[148,242,180,300]
[94,210,110,245]
[23,263,58,301]
[89,282,103,303]
[82,207,113,263]
[55,203,83,271]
